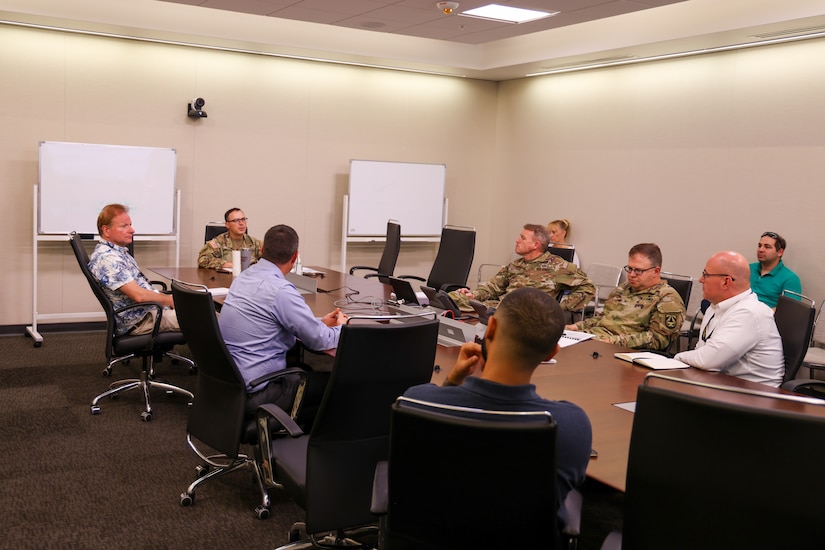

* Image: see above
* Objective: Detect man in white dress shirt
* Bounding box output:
[674,251,785,387]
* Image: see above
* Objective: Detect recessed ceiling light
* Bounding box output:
[460,4,558,24]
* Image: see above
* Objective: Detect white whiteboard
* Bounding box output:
[38,141,176,235]
[348,160,445,237]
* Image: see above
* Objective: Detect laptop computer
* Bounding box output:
[388,277,423,306]
[436,316,476,347]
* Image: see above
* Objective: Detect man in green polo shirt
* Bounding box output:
[749,231,801,309]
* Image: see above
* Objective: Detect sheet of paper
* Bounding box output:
[613,401,636,413]
[558,330,595,348]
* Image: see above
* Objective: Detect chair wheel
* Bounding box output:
[288,527,301,542]
[140,411,152,421]
[180,492,193,506]
[195,465,210,478]
[255,505,270,520]
[91,405,101,415]
[102,369,112,377]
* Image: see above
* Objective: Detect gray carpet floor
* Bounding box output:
[0,330,622,549]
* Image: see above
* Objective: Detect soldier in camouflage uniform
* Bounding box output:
[197,208,263,270]
[451,224,595,313]
[566,243,685,351]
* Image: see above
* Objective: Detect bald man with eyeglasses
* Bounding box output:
[674,251,784,387]
[565,243,685,351]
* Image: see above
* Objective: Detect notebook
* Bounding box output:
[613,352,689,370]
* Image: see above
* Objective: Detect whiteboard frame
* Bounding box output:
[38,141,177,236]
[347,159,445,238]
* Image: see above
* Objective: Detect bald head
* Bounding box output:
[701,251,751,304]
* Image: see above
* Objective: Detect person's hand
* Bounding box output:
[445,341,483,386]
[322,308,347,327]
[456,288,474,298]
[221,261,232,269]
[564,323,578,331]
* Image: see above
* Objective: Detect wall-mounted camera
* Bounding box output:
[187,98,207,119]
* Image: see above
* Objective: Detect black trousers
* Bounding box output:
[245,366,330,431]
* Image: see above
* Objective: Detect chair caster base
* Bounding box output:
[140,411,153,421]
[180,492,194,506]
[255,505,270,520]
[90,405,101,415]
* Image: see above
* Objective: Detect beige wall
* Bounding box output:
[3,25,825,329]
[494,37,825,304]
[1,26,498,327]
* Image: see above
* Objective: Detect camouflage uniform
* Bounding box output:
[573,281,685,351]
[197,232,263,269]
[451,251,595,312]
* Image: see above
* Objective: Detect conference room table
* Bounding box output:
[148,265,825,493]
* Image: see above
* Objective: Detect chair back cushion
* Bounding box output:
[775,294,816,382]
[385,402,558,549]
[624,384,825,548]
[376,221,402,284]
[427,226,475,291]
[547,245,575,263]
[302,318,439,534]
[172,280,247,457]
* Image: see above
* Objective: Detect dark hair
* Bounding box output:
[495,288,564,365]
[97,204,128,236]
[761,231,786,251]
[628,243,662,268]
[263,225,299,265]
[523,224,550,249]
[224,207,242,222]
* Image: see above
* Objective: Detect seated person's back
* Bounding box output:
[404,287,592,526]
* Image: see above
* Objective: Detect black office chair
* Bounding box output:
[774,290,816,384]
[256,316,439,547]
[69,232,195,421]
[399,225,475,292]
[548,244,576,263]
[204,222,227,242]
[372,397,581,550]
[349,220,401,284]
[659,271,692,311]
[171,280,307,519]
[602,373,825,550]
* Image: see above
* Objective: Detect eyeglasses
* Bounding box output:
[227,217,248,224]
[702,270,735,281]
[623,265,657,276]
[761,231,779,239]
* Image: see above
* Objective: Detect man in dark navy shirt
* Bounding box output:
[404,287,592,526]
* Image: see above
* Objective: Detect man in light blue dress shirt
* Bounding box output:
[219,224,347,422]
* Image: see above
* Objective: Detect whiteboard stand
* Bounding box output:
[26,186,181,347]
[340,195,447,273]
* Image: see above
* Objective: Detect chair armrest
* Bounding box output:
[249,366,308,389]
[113,301,166,341]
[397,275,426,283]
[600,531,622,550]
[561,488,583,537]
[781,379,825,399]
[363,272,392,280]
[149,280,168,291]
[256,403,304,437]
[349,266,378,276]
[439,283,467,293]
[370,460,388,515]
